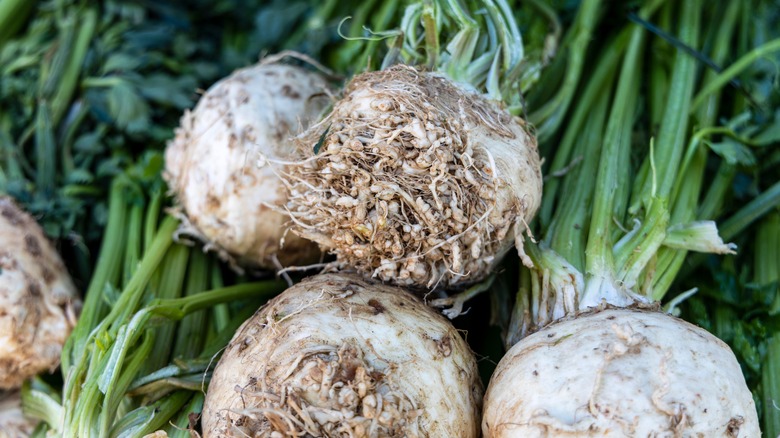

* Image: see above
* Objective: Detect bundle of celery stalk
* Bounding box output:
[23,156,286,436]
[508,0,780,433]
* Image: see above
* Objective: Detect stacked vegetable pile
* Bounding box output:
[0,0,778,437]
[198,1,542,435]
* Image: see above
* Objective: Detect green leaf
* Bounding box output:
[142,153,163,180]
[101,53,142,74]
[663,221,737,254]
[705,138,757,167]
[73,131,105,154]
[733,322,762,373]
[106,80,150,134]
[134,73,197,109]
[753,110,780,146]
[254,1,310,48]
[65,169,94,185]
[102,283,121,307]
[313,125,330,154]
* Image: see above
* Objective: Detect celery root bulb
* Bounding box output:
[0,391,36,437]
[164,63,330,269]
[202,273,482,437]
[284,66,542,289]
[482,308,759,437]
[0,197,80,389]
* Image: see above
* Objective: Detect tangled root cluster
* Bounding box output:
[223,343,421,437]
[283,66,541,289]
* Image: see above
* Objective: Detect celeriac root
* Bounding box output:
[203,273,483,437]
[282,66,542,289]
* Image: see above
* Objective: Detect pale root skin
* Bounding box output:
[284,66,542,289]
[0,197,80,390]
[164,63,331,269]
[0,391,36,437]
[482,308,760,438]
[202,273,482,437]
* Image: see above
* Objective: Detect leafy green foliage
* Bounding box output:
[0,0,359,284]
[681,256,779,425]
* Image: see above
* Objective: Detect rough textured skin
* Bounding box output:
[483,308,760,437]
[164,63,330,269]
[0,197,80,390]
[0,391,36,437]
[284,66,543,289]
[203,273,482,437]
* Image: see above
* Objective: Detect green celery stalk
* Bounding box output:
[354,0,400,71]
[166,392,204,438]
[763,335,780,437]
[698,162,737,221]
[0,0,35,45]
[330,0,380,71]
[50,7,96,126]
[580,10,646,306]
[757,214,780,315]
[140,244,190,373]
[646,4,672,130]
[106,217,180,329]
[21,379,63,432]
[546,87,611,271]
[109,391,191,438]
[99,331,156,436]
[149,281,286,321]
[144,188,164,254]
[62,217,178,436]
[631,0,700,211]
[62,181,128,371]
[122,203,144,288]
[538,32,625,227]
[650,0,740,297]
[33,104,56,194]
[209,262,230,333]
[508,0,750,338]
[171,251,211,360]
[690,38,780,112]
[200,301,261,361]
[719,181,780,241]
[528,0,601,141]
